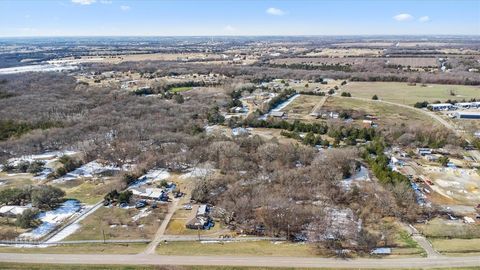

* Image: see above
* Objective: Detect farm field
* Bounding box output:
[65,206,167,241]
[342,82,480,105]
[321,97,436,127]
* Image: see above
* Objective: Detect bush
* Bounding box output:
[31,185,65,210]
[16,209,39,229]
[372,95,379,100]
[118,190,132,203]
[27,161,45,174]
[438,156,449,167]
[414,101,429,108]
[341,92,351,97]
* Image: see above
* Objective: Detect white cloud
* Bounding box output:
[266,7,285,16]
[418,16,430,22]
[120,5,130,11]
[71,0,96,5]
[100,0,112,3]
[393,13,414,21]
[224,25,236,32]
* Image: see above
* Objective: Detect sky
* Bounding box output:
[0,0,479,37]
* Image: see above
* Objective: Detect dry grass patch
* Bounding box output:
[66,206,167,241]
[0,243,146,254]
[156,240,316,257]
[342,82,480,105]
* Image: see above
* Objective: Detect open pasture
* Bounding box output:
[342,82,480,105]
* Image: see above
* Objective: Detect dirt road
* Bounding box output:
[142,198,179,254]
[0,253,479,268]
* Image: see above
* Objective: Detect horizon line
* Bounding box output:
[1,34,480,39]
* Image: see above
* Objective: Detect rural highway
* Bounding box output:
[0,253,479,268]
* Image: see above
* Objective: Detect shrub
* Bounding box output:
[16,209,39,229]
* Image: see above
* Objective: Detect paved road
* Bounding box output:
[0,253,479,268]
[142,198,180,254]
[400,223,441,258]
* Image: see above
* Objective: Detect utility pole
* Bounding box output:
[102,229,106,244]
[197,223,201,241]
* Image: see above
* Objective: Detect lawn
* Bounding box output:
[0,243,146,254]
[169,87,192,93]
[342,82,480,105]
[60,180,112,204]
[156,241,316,257]
[430,238,480,254]
[0,172,34,191]
[66,206,167,241]
[164,218,225,236]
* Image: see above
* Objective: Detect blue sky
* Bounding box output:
[0,0,478,36]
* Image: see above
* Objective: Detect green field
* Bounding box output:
[169,87,192,93]
[343,82,480,105]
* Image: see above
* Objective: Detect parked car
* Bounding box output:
[183,204,192,210]
[103,200,110,206]
[135,200,147,209]
[119,202,128,208]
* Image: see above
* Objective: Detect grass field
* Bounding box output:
[415,218,480,239]
[0,243,146,254]
[322,97,436,127]
[156,241,316,257]
[66,206,167,241]
[2,264,480,270]
[0,172,34,191]
[431,238,480,254]
[60,180,113,204]
[280,95,324,121]
[169,87,192,93]
[342,82,480,105]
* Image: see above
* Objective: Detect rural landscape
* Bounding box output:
[0,0,479,269]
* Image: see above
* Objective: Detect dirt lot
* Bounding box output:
[342,82,480,105]
[418,165,480,208]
